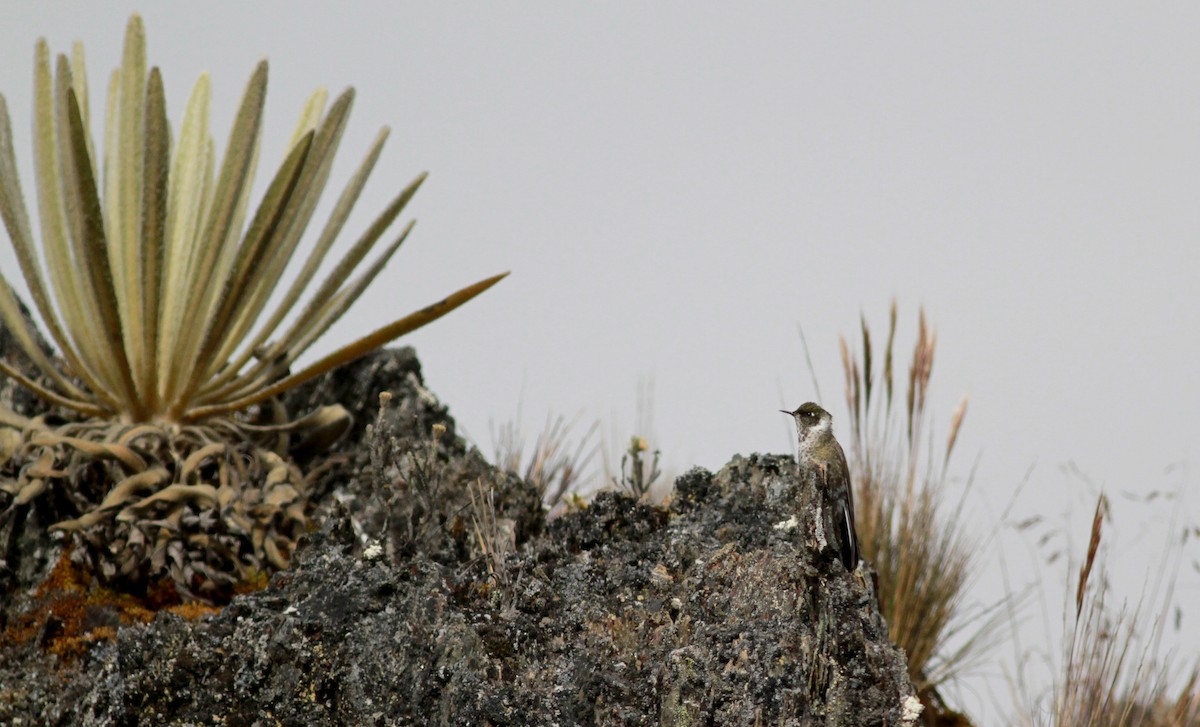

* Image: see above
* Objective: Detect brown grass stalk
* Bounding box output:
[1034,492,1200,727]
[837,303,1000,706]
[1076,495,1106,620]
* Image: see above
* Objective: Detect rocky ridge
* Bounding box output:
[0,342,918,726]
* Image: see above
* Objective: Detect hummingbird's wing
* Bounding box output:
[834,439,859,570]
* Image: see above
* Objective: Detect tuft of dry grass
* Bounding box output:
[837,303,1002,708]
[492,381,669,514]
[491,412,599,510]
[1028,493,1200,727]
[468,477,515,587]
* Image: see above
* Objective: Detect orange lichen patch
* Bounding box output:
[33,543,92,598]
[1,552,128,663]
[0,547,247,665]
[45,625,118,661]
[165,601,222,620]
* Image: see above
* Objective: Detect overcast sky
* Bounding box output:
[2,3,1198,720]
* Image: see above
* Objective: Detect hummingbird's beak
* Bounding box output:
[779,409,791,415]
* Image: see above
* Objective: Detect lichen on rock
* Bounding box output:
[2,357,915,725]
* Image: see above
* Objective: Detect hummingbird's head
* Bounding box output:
[781,401,833,447]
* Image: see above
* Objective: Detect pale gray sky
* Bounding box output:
[2,3,1198,720]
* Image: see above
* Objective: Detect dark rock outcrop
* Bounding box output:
[0,345,918,726]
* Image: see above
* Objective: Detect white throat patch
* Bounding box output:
[796,415,832,458]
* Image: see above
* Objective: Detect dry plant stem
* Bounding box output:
[601,378,663,499]
[468,478,510,585]
[1075,495,1106,620]
[613,436,661,499]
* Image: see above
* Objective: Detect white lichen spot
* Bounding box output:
[283,605,299,616]
[900,695,924,725]
[773,516,799,531]
[363,541,384,560]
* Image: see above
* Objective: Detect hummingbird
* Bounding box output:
[781,402,860,571]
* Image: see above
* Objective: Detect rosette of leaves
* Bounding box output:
[0,15,505,599]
